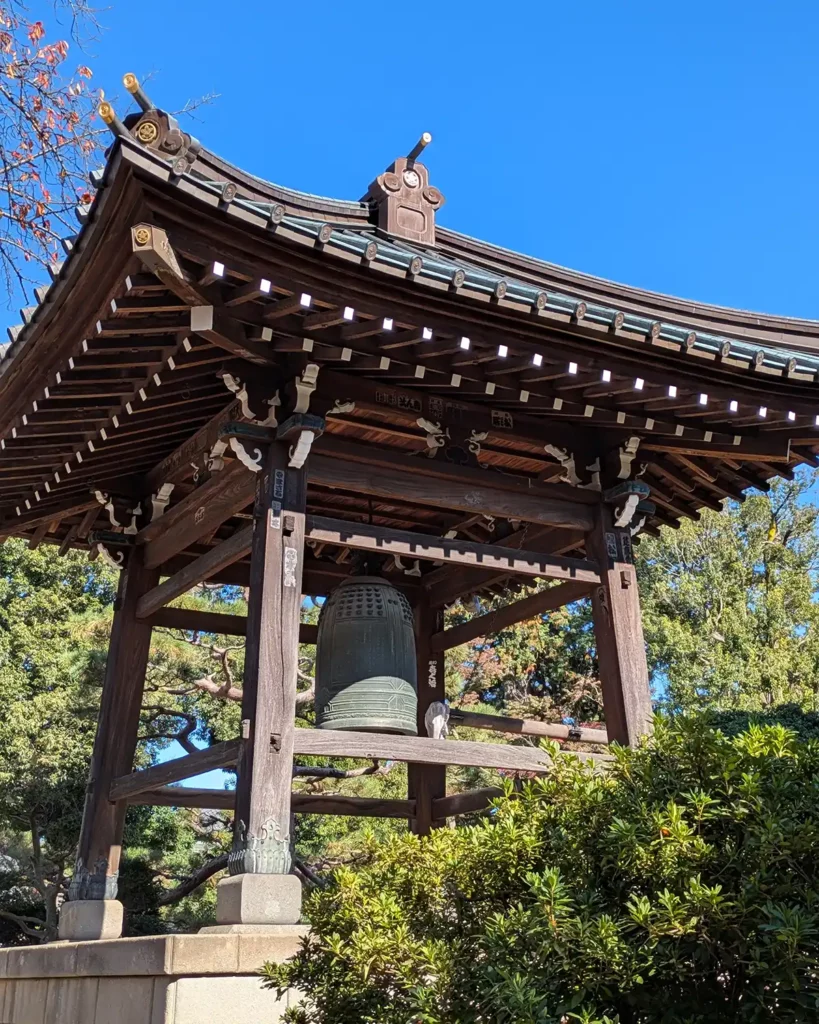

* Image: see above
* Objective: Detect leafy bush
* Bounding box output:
[265,717,819,1022]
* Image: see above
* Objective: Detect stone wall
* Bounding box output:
[0,929,306,1024]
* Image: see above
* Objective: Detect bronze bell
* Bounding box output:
[315,577,417,735]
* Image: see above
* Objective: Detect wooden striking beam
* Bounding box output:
[292,729,610,771]
[109,739,242,801]
[147,606,319,644]
[433,788,503,818]
[137,459,255,569]
[136,526,254,619]
[430,580,593,652]
[306,516,601,584]
[449,709,609,745]
[127,787,414,819]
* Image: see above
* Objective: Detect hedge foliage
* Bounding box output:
[266,717,819,1022]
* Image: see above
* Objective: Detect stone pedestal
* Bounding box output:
[0,930,306,1024]
[58,901,124,942]
[210,874,302,928]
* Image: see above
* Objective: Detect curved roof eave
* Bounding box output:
[193,143,819,357]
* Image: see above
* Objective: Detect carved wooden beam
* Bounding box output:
[308,457,595,531]
[136,525,254,619]
[144,400,240,493]
[137,459,255,569]
[313,434,600,509]
[131,223,273,365]
[131,223,211,306]
[305,516,600,584]
[110,739,242,800]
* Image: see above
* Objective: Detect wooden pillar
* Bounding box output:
[409,602,446,835]
[69,548,158,901]
[230,442,306,875]
[586,506,652,746]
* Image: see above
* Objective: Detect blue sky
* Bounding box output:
[43,1,819,782]
[63,0,819,321]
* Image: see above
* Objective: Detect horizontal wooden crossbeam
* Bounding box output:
[110,728,610,802]
[306,516,601,584]
[109,739,241,801]
[146,606,318,644]
[308,454,595,530]
[127,786,413,818]
[432,788,503,818]
[291,728,609,771]
[430,580,594,651]
[136,526,253,619]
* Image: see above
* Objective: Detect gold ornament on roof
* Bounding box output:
[123,72,139,94]
[97,101,114,124]
[134,226,151,246]
[136,120,159,144]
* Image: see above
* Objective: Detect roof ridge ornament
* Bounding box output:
[364,132,445,245]
[98,74,201,174]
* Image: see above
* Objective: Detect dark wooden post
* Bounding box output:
[409,602,446,835]
[587,506,653,745]
[62,547,158,938]
[215,441,306,926]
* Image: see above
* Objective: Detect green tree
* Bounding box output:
[638,474,819,713]
[266,715,819,1023]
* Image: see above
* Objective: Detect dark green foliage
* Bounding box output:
[266,716,819,1023]
[707,702,819,742]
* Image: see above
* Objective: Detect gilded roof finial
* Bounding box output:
[123,72,156,113]
[97,101,127,138]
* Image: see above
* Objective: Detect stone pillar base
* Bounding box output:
[213,874,302,927]
[0,930,307,1023]
[58,900,124,942]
